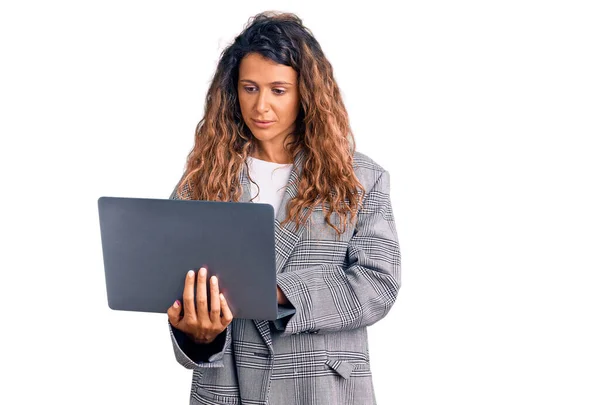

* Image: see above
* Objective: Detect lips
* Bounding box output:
[253,119,274,123]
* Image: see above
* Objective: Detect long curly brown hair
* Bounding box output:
[174,11,365,236]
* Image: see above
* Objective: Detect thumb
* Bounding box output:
[167,300,182,327]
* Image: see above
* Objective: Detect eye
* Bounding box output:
[273,88,286,95]
[243,86,258,93]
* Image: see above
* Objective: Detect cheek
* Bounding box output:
[238,97,250,116]
[279,100,298,119]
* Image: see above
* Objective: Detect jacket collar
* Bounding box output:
[239,149,308,274]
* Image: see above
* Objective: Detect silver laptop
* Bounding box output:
[97,196,278,320]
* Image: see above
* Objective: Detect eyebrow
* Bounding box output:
[239,79,294,86]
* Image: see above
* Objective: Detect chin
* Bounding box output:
[249,126,277,138]
[251,134,276,142]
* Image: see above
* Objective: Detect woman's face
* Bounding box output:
[237,53,300,153]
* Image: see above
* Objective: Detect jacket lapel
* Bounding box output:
[239,150,309,352]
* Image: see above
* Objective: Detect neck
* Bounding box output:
[251,144,293,164]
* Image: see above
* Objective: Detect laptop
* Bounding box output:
[97,196,278,320]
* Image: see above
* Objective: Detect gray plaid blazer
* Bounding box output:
[168,150,401,405]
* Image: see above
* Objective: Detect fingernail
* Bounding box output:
[211,276,217,285]
[200,267,206,276]
[219,293,224,300]
[174,300,180,308]
[187,270,195,278]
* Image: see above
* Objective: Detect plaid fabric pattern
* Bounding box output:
[168,150,401,405]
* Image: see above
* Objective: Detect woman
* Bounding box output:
[166,11,401,405]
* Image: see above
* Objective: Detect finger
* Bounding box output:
[182,270,197,322]
[167,300,182,327]
[209,276,221,323]
[219,293,233,326]
[196,267,209,320]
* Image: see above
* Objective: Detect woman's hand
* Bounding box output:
[167,267,233,344]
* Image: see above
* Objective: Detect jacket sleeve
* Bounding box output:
[167,175,232,369]
[275,170,401,336]
[168,321,231,369]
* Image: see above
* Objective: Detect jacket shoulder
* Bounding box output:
[352,150,386,173]
[352,150,388,193]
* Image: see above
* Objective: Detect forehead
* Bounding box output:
[238,53,297,84]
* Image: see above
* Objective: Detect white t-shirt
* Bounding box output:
[246,156,293,215]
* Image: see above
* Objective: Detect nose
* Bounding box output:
[255,90,270,113]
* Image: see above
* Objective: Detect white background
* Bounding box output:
[1,1,599,404]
